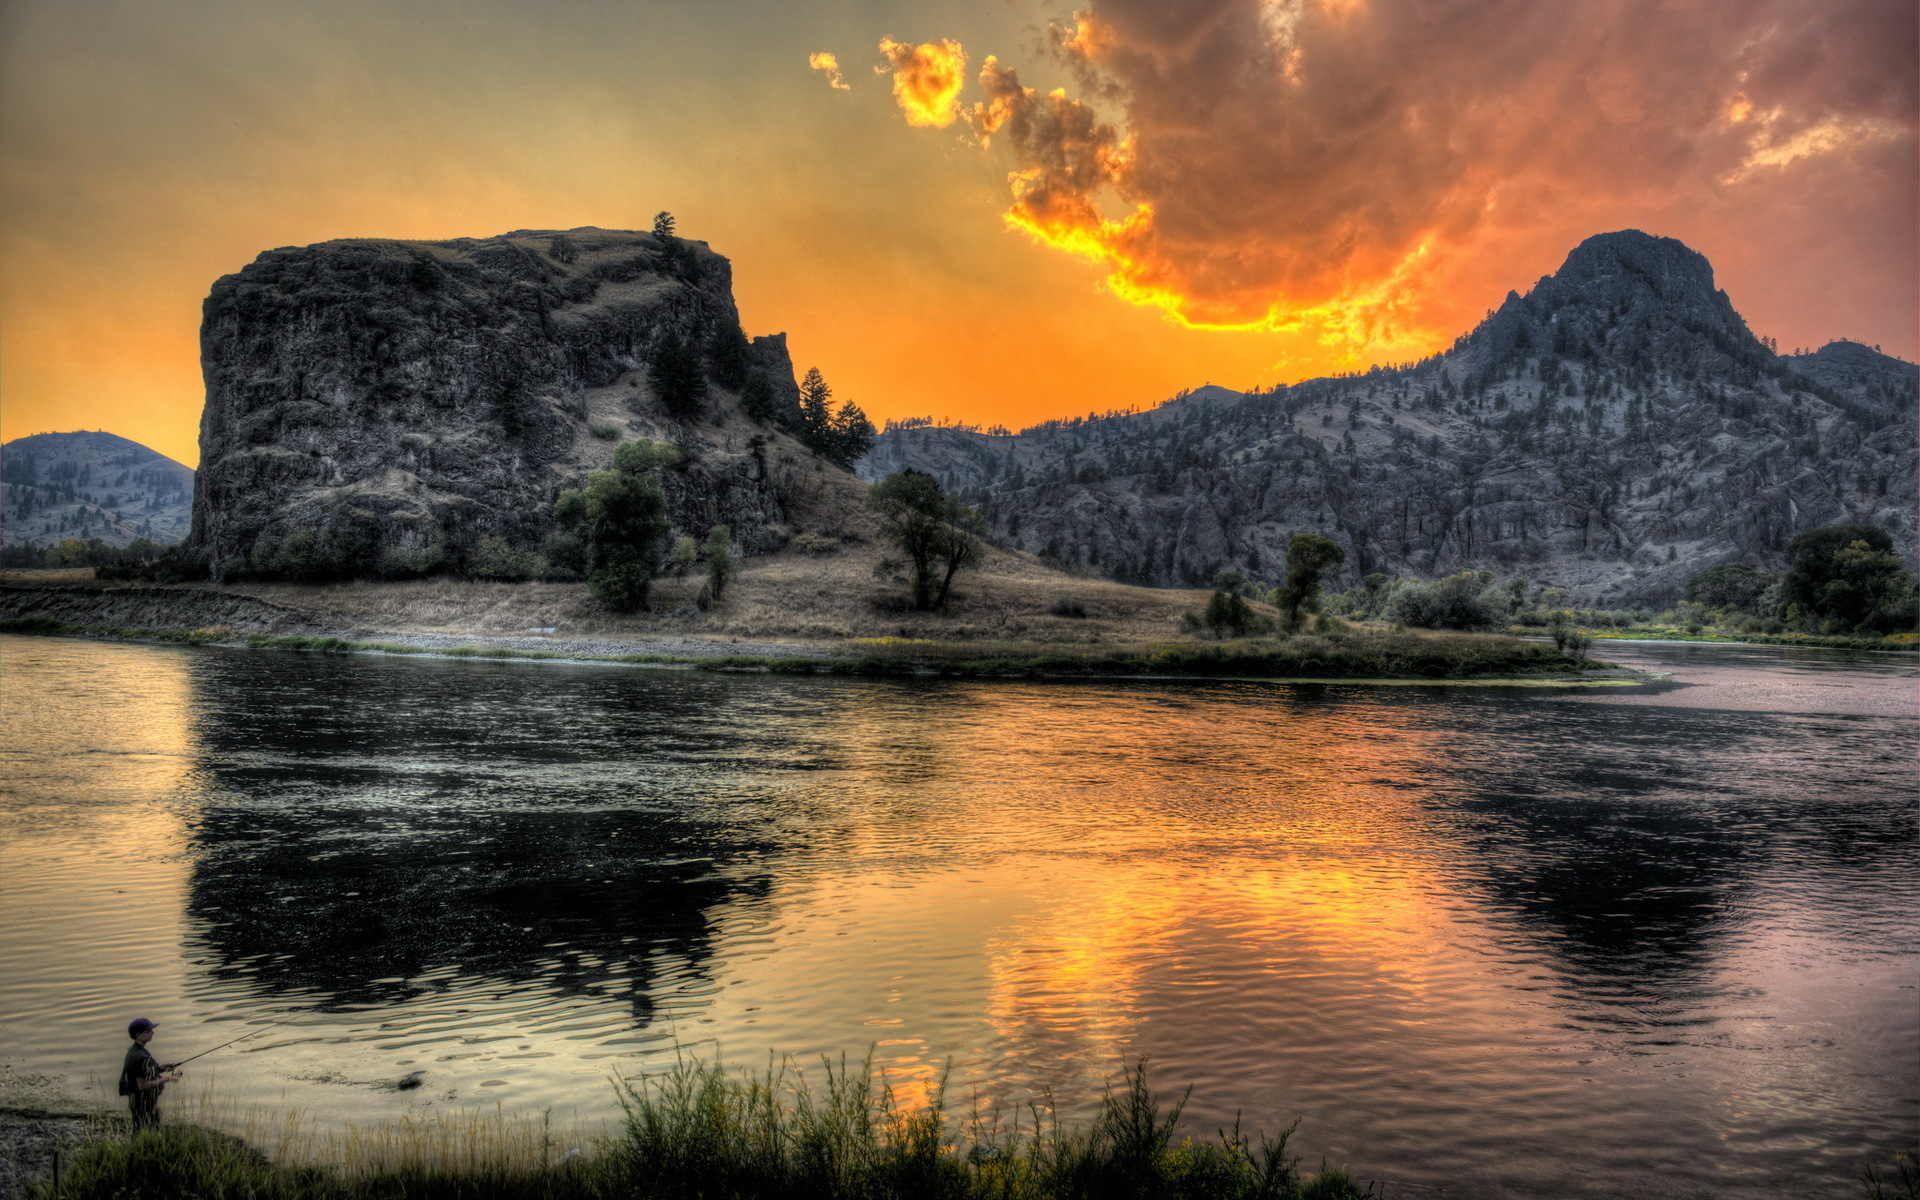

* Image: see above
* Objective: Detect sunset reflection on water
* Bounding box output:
[1,635,1913,1198]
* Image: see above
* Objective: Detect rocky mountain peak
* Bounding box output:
[861,230,1916,606]
[1458,230,1761,378]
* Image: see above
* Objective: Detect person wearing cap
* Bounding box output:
[119,1019,181,1129]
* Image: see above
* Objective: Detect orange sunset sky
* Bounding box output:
[2,0,1914,468]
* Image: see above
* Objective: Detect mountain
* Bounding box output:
[186,227,818,578]
[1,431,194,547]
[858,231,1918,606]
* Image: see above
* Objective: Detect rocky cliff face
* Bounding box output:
[186,228,805,576]
[860,231,1918,606]
[1,431,194,547]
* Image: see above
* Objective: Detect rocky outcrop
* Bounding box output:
[186,228,805,577]
[860,231,1918,606]
[1,431,194,547]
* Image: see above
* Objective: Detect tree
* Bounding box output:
[703,525,737,599]
[649,330,706,418]
[740,371,782,423]
[1213,568,1249,595]
[1685,563,1775,614]
[652,211,675,239]
[1782,525,1915,631]
[798,367,833,440]
[866,469,984,610]
[1384,572,1503,631]
[827,400,876,467]
[555,438,679,612]
[1203,589,1256,637]
[1272,533,1346,631]
[706,322,753,392]
[669,534,699,579]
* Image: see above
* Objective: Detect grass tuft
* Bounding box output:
[37,1059,1371,1200]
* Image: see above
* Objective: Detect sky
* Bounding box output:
[2,0,1914,467]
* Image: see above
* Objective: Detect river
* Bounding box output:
[0,634,1913,1197]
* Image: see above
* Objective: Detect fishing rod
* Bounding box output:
[165,1016,300,1070]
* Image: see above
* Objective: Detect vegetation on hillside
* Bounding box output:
[866,470,985,610]
[555,439,680,612]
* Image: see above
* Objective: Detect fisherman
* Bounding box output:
[118,1018,181,1130]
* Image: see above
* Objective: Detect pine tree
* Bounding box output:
[798,368,833,440]
[649,330,706,419]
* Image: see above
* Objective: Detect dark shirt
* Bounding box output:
[120,1044,160,1100]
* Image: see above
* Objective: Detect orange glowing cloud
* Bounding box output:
[877,37,968,128]
[894,0,1917,368]
[808,52,849,91]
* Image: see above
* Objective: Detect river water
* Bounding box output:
[1,634,1913,1197]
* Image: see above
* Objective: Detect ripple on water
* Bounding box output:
[0,635,1913,1199]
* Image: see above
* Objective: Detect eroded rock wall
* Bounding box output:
[187,228,802,575]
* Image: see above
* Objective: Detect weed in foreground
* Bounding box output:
[38,1058,1371,1200]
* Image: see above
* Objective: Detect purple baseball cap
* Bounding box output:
[127,1018,158,1036]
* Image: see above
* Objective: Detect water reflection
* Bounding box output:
[2,636,1913,1199]
[182,652,787,1015]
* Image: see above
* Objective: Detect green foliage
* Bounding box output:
[541,530,587,577]
[1686,563,1775,613]
[703,525,738,599]
[1548,611,1594,660]
[556,438,679,612]
[238,528,376,583]
[7,536,184,576]
[589,423,623,441]
[1198,590,1263,637]
[650,330,707,419]
[1384,572,1502,631]
[1781,524,1917,632]
[1272,533,1346,631]
[1212,568,1249,595]
[866,470,985,610]
[706,322,754,392]
[740,371,782,423]
[670,534,699,579]
[377,538,446,581]
[469,535,548,581]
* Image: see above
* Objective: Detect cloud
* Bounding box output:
[808,51,850,91]
[903,0,1917,356]
[877,37,968,128]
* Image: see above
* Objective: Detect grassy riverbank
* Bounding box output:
[35,1061,1371,1200]
[0,615,1621,682]
[1584,626,1919,652]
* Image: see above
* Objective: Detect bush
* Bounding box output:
[469,536,548,581]
[703,525,737,599]
[555,438,679,612]
[1384,572,1501,630]
[589,422,623,441]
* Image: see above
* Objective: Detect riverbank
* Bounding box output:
[13,1062,1373,1200]
[0,614,1633,684]
[1584,627,1918,652]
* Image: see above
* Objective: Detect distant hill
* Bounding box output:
[1,431,194,547]
[858,231,1918,607]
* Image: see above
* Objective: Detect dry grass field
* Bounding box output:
[203,540,1222,647]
